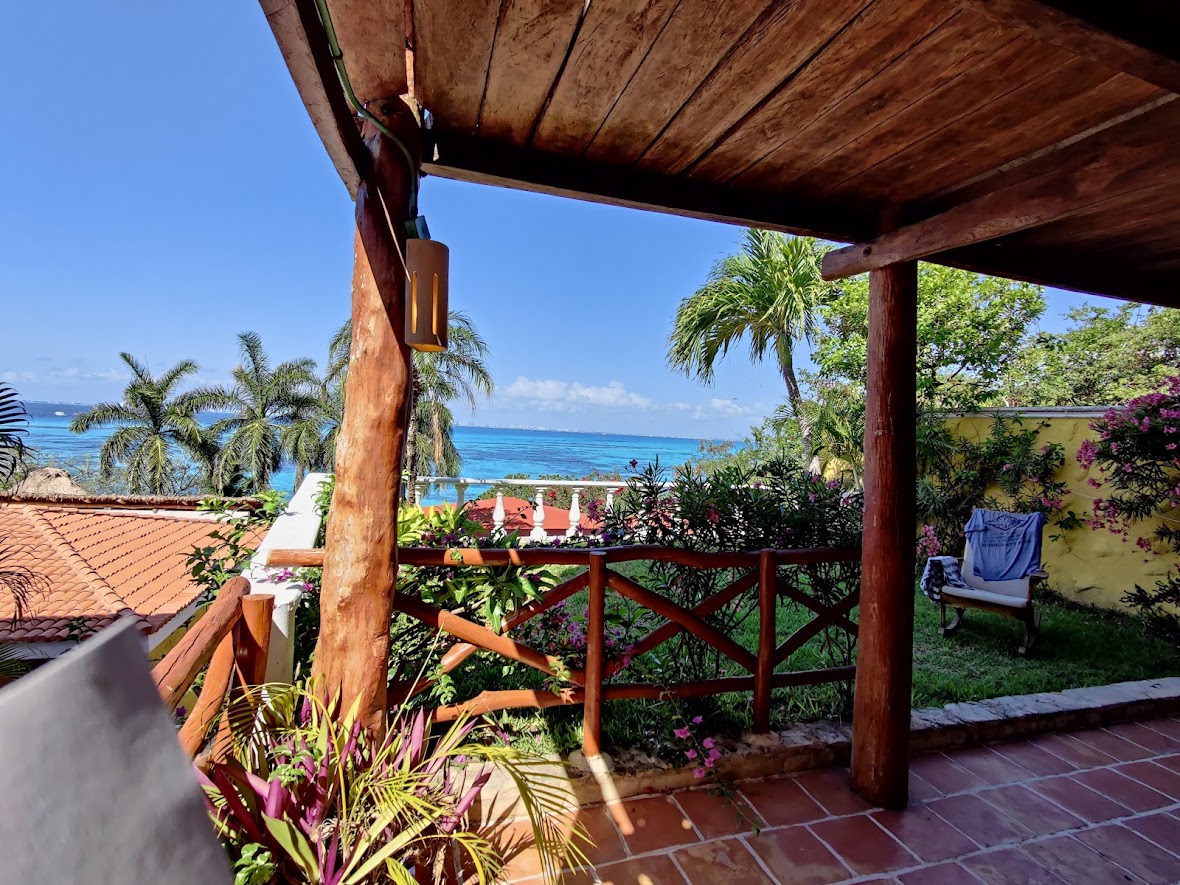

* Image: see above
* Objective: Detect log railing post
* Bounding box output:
[850,261,918,809]
[583,551,607,757]
[312,100,420,734]
[754,549,776,733]
[237,594,276,687]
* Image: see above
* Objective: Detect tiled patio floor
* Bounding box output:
[503,717,1180,884]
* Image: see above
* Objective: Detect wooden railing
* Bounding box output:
[150,576,274,767]
[268,545,860,757]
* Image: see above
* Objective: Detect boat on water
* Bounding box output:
[54,411,65,416]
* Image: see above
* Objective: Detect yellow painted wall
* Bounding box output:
[947,410,1180,612]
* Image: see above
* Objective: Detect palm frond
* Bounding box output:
[0,384,28,483]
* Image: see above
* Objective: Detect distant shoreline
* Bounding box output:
[24,401,731,444]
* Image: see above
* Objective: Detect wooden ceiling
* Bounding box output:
[260,0,1180,305]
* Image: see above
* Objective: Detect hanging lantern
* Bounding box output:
[405,238,449,351]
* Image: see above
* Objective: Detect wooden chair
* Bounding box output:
[940,538,1048,654]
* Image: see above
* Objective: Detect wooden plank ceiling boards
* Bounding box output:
[260,0,1180,305]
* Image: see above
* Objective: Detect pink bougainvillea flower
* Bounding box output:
[693,767,706,779]
[691,716,703,725]
[673,727,691,739]
[685,749,697,760]
[702,738,715,749]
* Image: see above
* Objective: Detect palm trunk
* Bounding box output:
[778,341,814,471]
[402,384,417,502]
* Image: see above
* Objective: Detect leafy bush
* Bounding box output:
[916,413,1075,555]
[188,492,285,603]
[599,459,862,694]
[1079,375,1180,641]
[201,683,584,884]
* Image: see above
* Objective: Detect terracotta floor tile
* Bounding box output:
[1071,729,1155,762]
[872,806,979,863]
[490,819,546,881]
[810,815,919,876]
[1028,775,1131,823]
[746,825,853,885]
[611,795,699,855]
[672,838,775,884]
[1033,733,1117,769]
[1021,834,1144,885]
[1127,810,1180,852]
[1142,718,1180,742]
[1106,721,1180,755]
[910,754,988,795]
[898,861,984,884]
[740,776,828,828]
[927,794,1033,848]
[1118,760,1180,801]
[572,806,629,868]
[1152,753,1180,775]
[978,784,1084,834]
[990,740,1077,777]
[672,788,762,840]
[908,773,943,803]
[950,747,1034,786]
[1074,824,1180,884]
[593,855,688,885]
[795,767,874,817]
[1073,768,1173,813]
[961,847,1069,884]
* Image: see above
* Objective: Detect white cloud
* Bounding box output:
[501,377,653,410]
[708,397,752,416]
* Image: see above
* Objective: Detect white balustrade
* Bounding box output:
[530,489,548,542]
[567,488,581,537]
[401,476,636,542]
[493,490,505,533]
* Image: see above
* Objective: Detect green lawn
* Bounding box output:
[437,571,1180,758]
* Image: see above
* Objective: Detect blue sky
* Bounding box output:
[1,0,1113,440]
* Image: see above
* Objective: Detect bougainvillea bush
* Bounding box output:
[1079,374,1180,641]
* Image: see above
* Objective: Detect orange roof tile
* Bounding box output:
[0,503,252,643]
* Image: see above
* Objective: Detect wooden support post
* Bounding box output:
[850,261,918,809]
[583,551,607,757]
[312,101,420,734]
[754,549,776,733]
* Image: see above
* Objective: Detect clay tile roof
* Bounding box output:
[0,502,250,643]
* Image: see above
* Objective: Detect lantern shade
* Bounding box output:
[405,239,449,352]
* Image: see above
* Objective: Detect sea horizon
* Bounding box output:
[18,400,736,498]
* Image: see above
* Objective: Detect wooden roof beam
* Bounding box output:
[821,103,1180,281]
[424,132,878,244]
[949,0,1180,95]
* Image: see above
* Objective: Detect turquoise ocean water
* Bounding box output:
[21,402,718,501]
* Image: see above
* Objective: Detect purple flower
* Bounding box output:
[685,749,697,760]
[693,767,706,779]
[673,727,691,739]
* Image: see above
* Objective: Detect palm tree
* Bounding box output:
[69,355,224,495]
[0,383,27,485]
[211,331,319,493]
[285,371,343,488]
[776,382,866,485]
[328,312,493,491]
[667,229,833,464]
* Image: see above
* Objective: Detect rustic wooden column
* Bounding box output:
[850,261,918,809]
[312,102,420,734]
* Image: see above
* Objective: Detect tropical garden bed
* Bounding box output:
[283,460,1180,773]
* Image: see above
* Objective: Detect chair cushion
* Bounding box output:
[942,584,1031,609]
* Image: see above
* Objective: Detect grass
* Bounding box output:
[429,569,1180,759]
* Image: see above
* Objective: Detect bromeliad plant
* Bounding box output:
[201,683,585,884]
